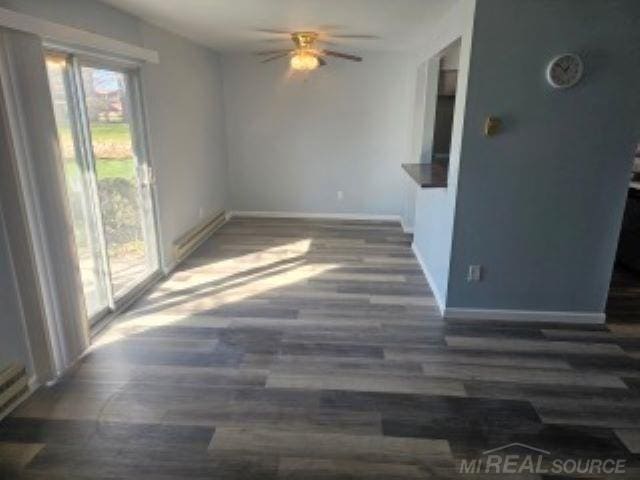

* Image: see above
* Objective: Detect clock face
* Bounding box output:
[546,54,583,89]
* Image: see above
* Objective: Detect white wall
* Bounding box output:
[0,0,141,45]
[222,52,417,222]
[440,40,460,70]
[140,24,228,269]
[0,0,230,271]
[409,0,476,308]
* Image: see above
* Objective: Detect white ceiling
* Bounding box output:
[100,0,455,52]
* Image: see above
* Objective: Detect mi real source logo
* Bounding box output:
[458,443,627,476]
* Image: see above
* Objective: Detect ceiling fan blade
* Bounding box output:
[315,38,340,46]
[328,34,379,39]
[255,28,291,35]
[322,50,363,62]
[254,49,291,56]
[261,52,290,63]
[255,38,291,43]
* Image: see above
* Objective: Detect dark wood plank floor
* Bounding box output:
[2,217,640,479]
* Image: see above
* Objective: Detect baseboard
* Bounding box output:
[411,242,445,316]
[161,260,177,276]
[228,210,403,224]
[0,374,37,422]
[400,217,414,234]
[444,307,606,324]
[163,211,228,275]
[173,210,226,263]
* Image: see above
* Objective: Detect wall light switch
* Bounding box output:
[337,190,344,201]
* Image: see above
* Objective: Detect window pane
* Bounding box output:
[80,66,153,297]
[45,55,109,317]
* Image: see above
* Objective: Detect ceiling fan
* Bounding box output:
[254,31,364,71]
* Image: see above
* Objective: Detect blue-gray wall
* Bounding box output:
[446,0,640,312]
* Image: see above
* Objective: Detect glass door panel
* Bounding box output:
[45,52,159,326]
[45,55,109,317]
[80,66,155,298]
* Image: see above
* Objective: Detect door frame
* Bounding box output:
[46,48,162,327]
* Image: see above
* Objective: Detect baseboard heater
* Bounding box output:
[0,363,28,417]
[173,210,226,264]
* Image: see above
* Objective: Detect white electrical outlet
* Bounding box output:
[198,207,204,219]
[337,190,344,201]
[467,265,482,282]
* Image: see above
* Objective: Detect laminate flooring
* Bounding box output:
[2,217,640,479]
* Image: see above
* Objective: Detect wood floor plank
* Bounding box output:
[615,428,640,453]
[0,441,44,475]
[266,372,467,396]
[532,396,640,428]
[445,335,627,355]
[209,427,452,464]
[420,362,627,388]
[384,345,572,369]
[277,457,431,480]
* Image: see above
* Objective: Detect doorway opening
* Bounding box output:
[606,144,640,324]
[45,52,159,326]
[419,38,460,166]
[431,41,459,164]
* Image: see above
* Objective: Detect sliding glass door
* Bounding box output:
[46,54,110,318]
[45,53,158,324]
[79,65,156,297]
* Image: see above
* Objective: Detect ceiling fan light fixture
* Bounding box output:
[256,30,362,70]
[290,51,319,71]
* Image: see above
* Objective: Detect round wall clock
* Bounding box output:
[546,53,584,89]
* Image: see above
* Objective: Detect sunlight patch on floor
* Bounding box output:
[174,239,313,278]
[92,238,337,349]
